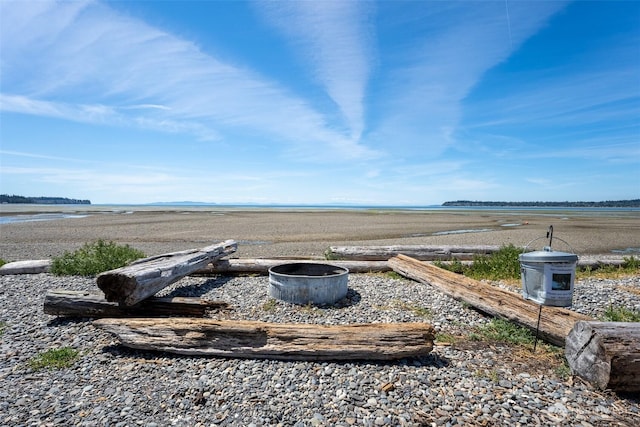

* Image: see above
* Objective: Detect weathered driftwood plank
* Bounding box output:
[93,318,435,361]
[565,321,640,392]
[43,289,228,318]
[388,254,592,347]
[577,255,627,269]
[97,240,237,306]
[194,258,390,275]
[432,255,628,271]
[0,259,51,275]
[326,245,502,261]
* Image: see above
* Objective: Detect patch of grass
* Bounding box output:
[28,347,79,371]
[0,258,6,268]
[296,301,319,314]
[50,239,145,276]
[384,271,405,280]
[578,256,640,280]
[601,304,640,322]
[262,298,278,312]
[324,249,342,260]
[470,319,568,379]
[435,332,457,344]
[467,244,522,281]
[435,244,522,281]
[0,321,6,337]
[390,300,433,318]
[474,368,499,383]
[555,360,572,380]
[473,318,536,346]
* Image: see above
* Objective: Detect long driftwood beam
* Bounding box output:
[97,240,237,306]
[93,318,435,361]
[388,254,592,347]
[194,258,391,275]
[565,321,640,392]
[44,289,229,318]
[0,259,51,275]
[326,245,502,261]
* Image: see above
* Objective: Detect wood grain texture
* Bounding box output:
[388,254,592,346]
[97,240,237,306]
[94,318,435,361]
[195,258,390,275]
[44,289,228,318]
[565,321,640,392]
[327,245,502,261]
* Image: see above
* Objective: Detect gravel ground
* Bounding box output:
[1,272,639,426]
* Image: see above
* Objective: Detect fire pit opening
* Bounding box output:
[268,263,349,305]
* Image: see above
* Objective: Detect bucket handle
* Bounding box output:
[522,235,577,256]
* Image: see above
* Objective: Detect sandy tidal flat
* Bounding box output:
[1,206,638,261]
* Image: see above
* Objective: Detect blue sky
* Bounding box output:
[1,0,638,205]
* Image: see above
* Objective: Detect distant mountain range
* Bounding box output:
[442,199,640,208]
[1,194,91,205]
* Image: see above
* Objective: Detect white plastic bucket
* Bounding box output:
[519,248,577,307]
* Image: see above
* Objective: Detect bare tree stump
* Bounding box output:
[565,321,640,392]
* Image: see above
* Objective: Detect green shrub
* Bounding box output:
[0,258,6,268]
[50,239,145,276]
[468,244,522,280]
[435,244,522,281]
[28,347,79,370]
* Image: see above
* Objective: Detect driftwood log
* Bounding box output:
[0,259,51,275]
[565,321,640,392]
[93,318,435,361]
[388,254,592,346]
[43,289,228,318]
[326,245,502,261]
[195,258,390,275]
[97,240,237,306]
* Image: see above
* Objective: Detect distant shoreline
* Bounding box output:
[443,199,640,208]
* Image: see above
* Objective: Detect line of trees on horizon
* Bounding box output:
[0,194,91,205]
[442,199,640,208]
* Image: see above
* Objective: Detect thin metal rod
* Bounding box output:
[533,304,543,352]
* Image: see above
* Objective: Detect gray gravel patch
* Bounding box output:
[1,273,639,426]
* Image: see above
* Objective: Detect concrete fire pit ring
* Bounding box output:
[268,263,349,305]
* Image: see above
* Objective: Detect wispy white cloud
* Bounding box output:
[0,0,378,161]
[374,1,568,155]
[255,0,375,142]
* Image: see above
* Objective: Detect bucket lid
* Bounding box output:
[519,248,577,263]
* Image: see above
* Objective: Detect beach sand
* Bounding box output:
[1,206,638,261]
